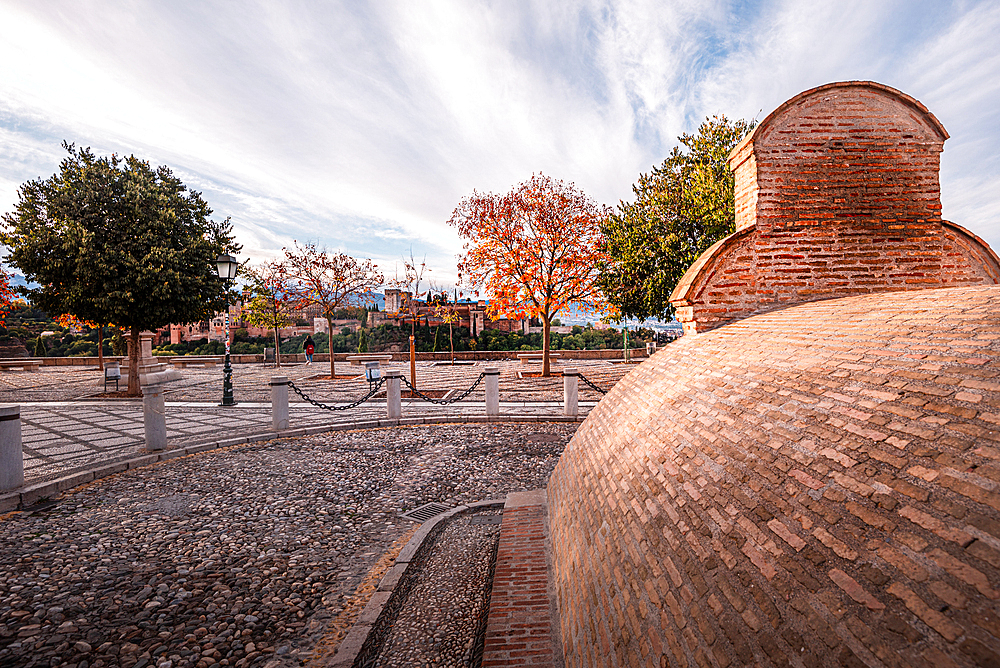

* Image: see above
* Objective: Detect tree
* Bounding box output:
[449,173,610,377]
[283,242,383,378]
[599,115,754,321]
[57,313,111,370]
[387,251,429,388]
[34,336,46,357]
[357,327,369,353]
[240,260,297,368]
[1,144,239,395]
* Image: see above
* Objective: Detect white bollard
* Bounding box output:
[563,368,579,417]
[270,376,289,431]
[485,367,500,416]
[0,405,24,491]
[143,383,167,451]
[386,370,402,420]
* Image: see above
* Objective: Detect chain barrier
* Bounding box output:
[577,373,608,395]
[286,377,387,411]
[400,372,488,405]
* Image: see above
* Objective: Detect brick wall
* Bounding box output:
[671,82,1000,334]
[547,285,1000,667]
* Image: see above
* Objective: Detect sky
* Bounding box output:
[1,0,998,287]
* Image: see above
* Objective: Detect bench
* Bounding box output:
[517,353,561,364]
[346,354,393,366]
[0,360,41,372]
[170,357,219,369]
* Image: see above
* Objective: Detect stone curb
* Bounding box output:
[324,499,504,668]
[0,414,585,513]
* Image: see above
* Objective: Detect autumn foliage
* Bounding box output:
[448,174,610,376]
[240,260,298,368]
[283,242,383,378]
[0,268,15,326]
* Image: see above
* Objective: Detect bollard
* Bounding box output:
[0,404,23,491]
[143,383,167,451]
[563,368,579,417]
[485,367,500,416]
[270,376,290,431]
[386,370,402,420]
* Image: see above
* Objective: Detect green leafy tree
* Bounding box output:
[1,144,239,395]
[34,336,46,357]
[357,327,369,353]
[599,115,754,321]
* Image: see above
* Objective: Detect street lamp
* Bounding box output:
[216,253,240,406]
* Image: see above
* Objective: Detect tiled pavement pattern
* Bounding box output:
[2,360,627,484]
[548,286,1000,667]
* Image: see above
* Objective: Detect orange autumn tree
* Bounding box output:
[449,173,610,377]
[283,242,383,379]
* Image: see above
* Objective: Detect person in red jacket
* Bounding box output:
[304,335,315,365]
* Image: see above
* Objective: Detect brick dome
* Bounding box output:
[548,285,1000,667]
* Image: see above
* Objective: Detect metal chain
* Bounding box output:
[286,377,387,411]
[577,373,608,395]
[400,372,488,405]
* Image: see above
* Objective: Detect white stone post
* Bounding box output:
[386,370,402,420]
[485,367,500,416]
[270,376,289,431]
[563,368,579,417]
[143,383,167,451]
[0,405,23,491]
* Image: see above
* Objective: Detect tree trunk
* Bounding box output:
[97,326,104,371]
[127,330,141,396]
[273,328,281,369]
[449,321,454,364]
[328,317,336,378]
[542,315,552,377]
[273,300,281,368]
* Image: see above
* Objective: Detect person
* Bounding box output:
[304,335,315,365]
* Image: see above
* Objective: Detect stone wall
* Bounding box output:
[671,82,1000,334]
[547,286,1000,667]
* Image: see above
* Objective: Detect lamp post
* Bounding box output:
[216,253,240,407]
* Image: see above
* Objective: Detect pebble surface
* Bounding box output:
[373,510,502,667]
[0,422,576,668]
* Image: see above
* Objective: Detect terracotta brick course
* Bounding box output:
[671,82,1000,335]
[548,286,1000,667]
[482,493,559,667]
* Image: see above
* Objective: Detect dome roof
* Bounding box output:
[548,285,1000,667]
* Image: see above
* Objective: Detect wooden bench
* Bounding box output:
[516,353,561,364]
[0,360,41,372]
[346,354,393,366]
[170,357,219,368]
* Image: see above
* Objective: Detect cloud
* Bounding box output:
[0,0,997,284]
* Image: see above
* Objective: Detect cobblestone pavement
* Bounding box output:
[372,508,501,667]
[0,422,575,668]
[2,360,628,485]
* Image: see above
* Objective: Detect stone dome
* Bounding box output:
[548,285,1000,667]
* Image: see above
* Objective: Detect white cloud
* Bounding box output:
[0,0,997,283]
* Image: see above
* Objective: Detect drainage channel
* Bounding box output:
[337,500,504,667]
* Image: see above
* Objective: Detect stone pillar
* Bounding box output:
[0,405,23,491]
[485,367,500,416]
[143,383,167,451]
[386,370,402,420]
[270,376,289,431]
[563,368,579,417]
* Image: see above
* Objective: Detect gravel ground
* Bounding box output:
[0,422,576,668]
